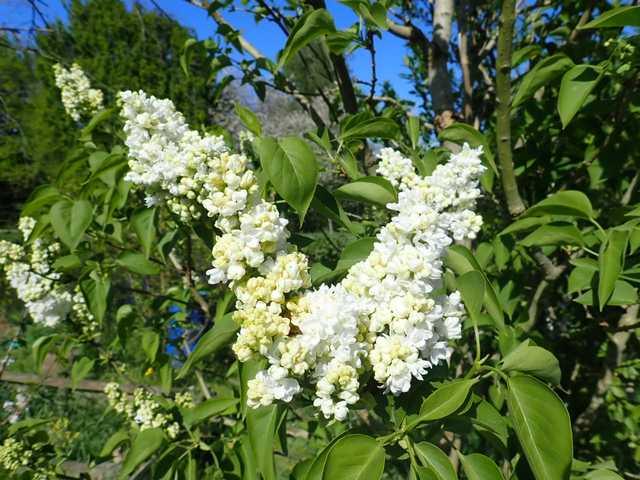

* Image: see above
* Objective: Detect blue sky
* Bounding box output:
[0,0,418,99]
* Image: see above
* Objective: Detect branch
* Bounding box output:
[188,0,328,129]
[307,0,359,114]
[429,0,455,129]
[387,20,430,61]
[367,31,377,105]
[0,371,137,393]
[574,305,639,432]
[568,1,594,45]
[388,2,456,131]
[455,0,474,122]
[496,0,526,216]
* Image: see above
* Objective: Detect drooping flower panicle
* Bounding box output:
[0,217,95,330]
[53,63,103,121]
[118,91,485,420]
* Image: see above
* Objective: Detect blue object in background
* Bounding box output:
[165,304,206,365]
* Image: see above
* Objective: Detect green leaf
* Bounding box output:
[598,229,629,308]
[412,465,438,480]
[335,176,397,207]
[512,45,542,68]
[311,186,360,235]
[513,54,575,108]
[258,137,318,223]
[52,254,82,272]
[21,185,61,217]
[472,400,509,449]
[506,375,572,480]
[326,29,359,55]
[357,3,388,30]
[338,148,364,179]
[322,434,385,480]
[340,115,399,141]
[80,270,111,324]
[304,433,349,480]
[116,251,161,275]
[32,335,56,374]
[119,428,165,478]
[502,342,561,384]
[235,103,262,136]
[414,442,456,480]
[580,6,640,28]
[156,230,179,263]
[99,430,129,458]
[458,453,503,480]
[71,357,95,389]
[159,362,172,394]
[247,404,286,480]
[185,453,197,480]
[408,115,421,149]
[575,280,638,306]
[407,379,478,429]
[291,458,314,479]
[558,64,603,128]
[584,469,625,479]
[177,314,238,378]
[180,38,197,76]
[568,266,595,294]
[141,330,160,363]
[50,199,93,250]
[520,224,584,247]
[131,208,156,258]
[438,123,497,174]
[445,246,505,329]
[80,108,114,136]
[7,418,51,436]
[86,152,127,185]
[457,271,485,321]
[335,237,376,273]
[525,191,593,219]
[278,9,336,68]
[182,398,239,427]
[500,217,550,236]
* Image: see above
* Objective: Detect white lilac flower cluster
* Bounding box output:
[2,391,29,424]
[243,145,484,420]
[118,90,289,283]
[118,91,484,420]
[104,383,182,439]
[52,63,103,121]
[0,218,95,329]
[118,91,259,222]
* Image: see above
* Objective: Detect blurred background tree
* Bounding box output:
[0,0,224,224]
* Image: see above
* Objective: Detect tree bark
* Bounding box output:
[430,0,455,130]
[455,0,474,122]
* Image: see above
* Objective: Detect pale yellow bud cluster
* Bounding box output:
[0,437,32,472]
[174,391,195,409]
[232,252,311,363]
[53,63,103,121]
[104,383,181,439]
[232,307,290,361]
